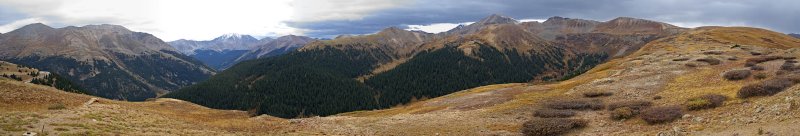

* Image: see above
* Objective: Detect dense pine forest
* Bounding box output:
[165,42,610,118]
[30,73,89,94]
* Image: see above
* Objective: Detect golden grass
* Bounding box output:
[487,58,622,112]
[487,123,520,132]
[696,27,800,49]
[658,67,755,104]
[339,83,522,117]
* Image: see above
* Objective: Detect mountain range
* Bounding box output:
[3,14,800,135]
[168,34,314,70]
[164,14,684,118]
[0,23,214,101]
[790,33,800,39]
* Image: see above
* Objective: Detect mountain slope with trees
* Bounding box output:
[165,14,680,118]
[0,23,214,101]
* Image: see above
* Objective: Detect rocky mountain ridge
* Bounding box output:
[0,23,214,101]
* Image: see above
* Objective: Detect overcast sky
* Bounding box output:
[0,0,797,41]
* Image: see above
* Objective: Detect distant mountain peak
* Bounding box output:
[14,23,54,32]
[378,26,411,35]
[788,33,800,39]
[213,33,257,42]
[545,16,569,21]
[476,14,519,25]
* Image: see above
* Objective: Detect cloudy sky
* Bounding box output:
[0,0,797,41]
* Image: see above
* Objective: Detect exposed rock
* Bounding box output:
[682,114,693,119]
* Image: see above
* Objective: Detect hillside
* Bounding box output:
[0,23,214,101]
[3,26,800,135]
[0,61,85,94]
[164,14,681,118]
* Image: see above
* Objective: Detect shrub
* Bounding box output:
[781,62,796,70]
[684,63,698,67]
[533,109,576,118]
[607,100,652,111]
[583,91,613,98]
[545,99,604,110]
[610,107,636,120]
[754,73,768,79]
[48,103,66,110]
[750,65,765,71]
[737,77,798,98]
[723,70,751,80]
[784,56,797,60]
[640,106,683,124]
[696,58,721,65]
[653,96,662,100]
[750,52,762,56]
[521,118,587,136]
[685,94,727,110]
[746,56,784,66]
[727,57,738,61]
[787,60,799,63]
[672,58,690,61]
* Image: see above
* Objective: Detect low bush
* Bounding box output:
[521,118,587,136]
[723,70,751,80]
[672,58,690,61]
[787,60,799,63]
[750,52,762,56]
[48,103,66,110]
[750,65,765,71]
[640,106,684,124]
[545,99,604,110]
[746,56,784,66]
[696,58,721,65]
[754,73,768,79]
[738,77,799,98]
[727,57,738,61]
[583,91,613,98]
[703,51,724,55]
[685,63,698,67]
[610,107,636,120]
[607,100,652,111]
[686,94,727,110]
[781,62,796,70]
[533,109,576,118]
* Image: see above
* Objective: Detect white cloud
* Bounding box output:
[0,18,47,33]
[405,18,546,34]
[519,19,546,23]
[0,0,300,41]
[289,0,412,22]
[406,22,473,33]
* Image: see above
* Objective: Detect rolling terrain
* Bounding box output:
[165,14,681,118]
[3,26,800,135]
[0,23,214,101]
